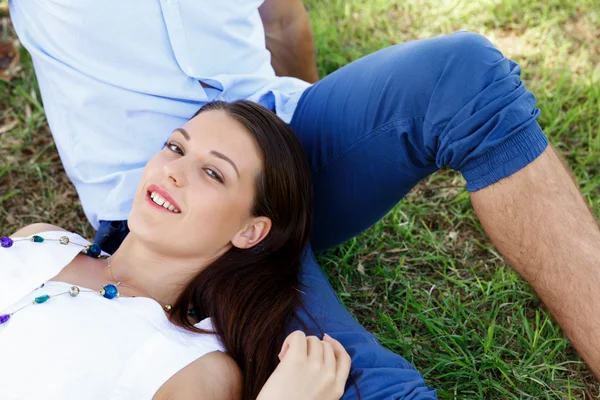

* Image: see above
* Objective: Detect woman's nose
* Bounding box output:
[163,160,187,187]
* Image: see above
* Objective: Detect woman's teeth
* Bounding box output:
[150,191,180,213]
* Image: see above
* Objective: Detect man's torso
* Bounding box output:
[9,0,310,227]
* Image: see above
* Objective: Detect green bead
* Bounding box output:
[34,295,50,304]
[32,235,44,243]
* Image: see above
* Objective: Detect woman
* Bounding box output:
[0,101,352,399]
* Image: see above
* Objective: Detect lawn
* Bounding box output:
[1,0,599,398]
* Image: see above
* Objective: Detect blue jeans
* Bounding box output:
[96,32,548,399]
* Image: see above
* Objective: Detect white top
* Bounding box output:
[9,0,311,228]
[0,231,225,400]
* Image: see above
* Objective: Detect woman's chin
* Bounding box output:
[127,210,160,238]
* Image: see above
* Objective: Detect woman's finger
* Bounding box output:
[278,341,290,361]
[306,335,324,365]
[323,334,352,385]
[321,338,336,370]
[282,330,307,360]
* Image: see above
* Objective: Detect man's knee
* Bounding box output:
[436,31,510,94]
[444,31,501,62]
[378,31,515,132]
[424,32,545,187]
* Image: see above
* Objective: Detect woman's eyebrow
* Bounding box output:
[210,150,240,177]
[172,127,239,177]
[173,128,190,140]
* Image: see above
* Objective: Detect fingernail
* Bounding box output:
[324,333,331,338]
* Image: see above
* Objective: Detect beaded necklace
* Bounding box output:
[0,234,173,325]
[1,234,102,257]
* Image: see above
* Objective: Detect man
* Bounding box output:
[9,0,600,398]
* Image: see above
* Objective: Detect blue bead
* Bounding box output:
[86,243,101,258]
[0,314,10,324]
[1,237,13,248]
[102,284,119,299]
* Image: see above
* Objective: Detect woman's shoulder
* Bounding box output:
[11,223,67,237]
[153,351,242,400]
[116,318,232,399]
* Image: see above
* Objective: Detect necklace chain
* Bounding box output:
[106,257,173,313]
[0,234,175,323]
[0,234,174,313]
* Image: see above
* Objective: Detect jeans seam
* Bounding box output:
[314,114,425,174]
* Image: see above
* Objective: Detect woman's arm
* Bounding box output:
[11,223,67,237]
[154,351,242,400]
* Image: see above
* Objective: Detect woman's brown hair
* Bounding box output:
[169,100,313,399]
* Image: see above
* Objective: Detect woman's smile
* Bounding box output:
[145,184,181,214]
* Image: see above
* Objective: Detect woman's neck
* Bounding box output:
[105,234,213,308]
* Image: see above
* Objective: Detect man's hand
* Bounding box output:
[259,0,319,83]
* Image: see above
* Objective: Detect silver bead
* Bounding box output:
[69,286,80,297]
[164,304,173,312]
[59,236,70,245]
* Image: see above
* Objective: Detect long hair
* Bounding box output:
[169,100,313,399]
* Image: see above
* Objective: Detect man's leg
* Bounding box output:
[471,147,600,377]
[94,220,130,254]
[289,32,549,397]
[292,248,438,399]
[291,31,547,252]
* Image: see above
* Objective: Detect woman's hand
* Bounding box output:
[257,331,352,400]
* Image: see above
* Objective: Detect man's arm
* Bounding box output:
[471,145,600,377]
[259,0,319,83]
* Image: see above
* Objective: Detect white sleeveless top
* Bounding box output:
[0,231,225,400]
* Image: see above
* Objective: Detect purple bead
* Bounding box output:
[1,237,13,248]
[0,314,10,324]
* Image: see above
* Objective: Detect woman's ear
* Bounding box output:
[231,217,272,249]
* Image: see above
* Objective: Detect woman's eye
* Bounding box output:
[205,168,224,183]
[164,142,184,155]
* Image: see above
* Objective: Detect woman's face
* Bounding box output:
[128,110,266,259]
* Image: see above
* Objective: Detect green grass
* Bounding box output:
[1,0,600,398]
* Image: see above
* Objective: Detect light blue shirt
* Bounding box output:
[9,0,311,228]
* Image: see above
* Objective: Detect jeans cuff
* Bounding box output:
[461,122,549,192]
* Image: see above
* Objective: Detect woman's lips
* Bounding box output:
[147,183,182,212]
[145,184,182,214]
[145,191,179,214]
